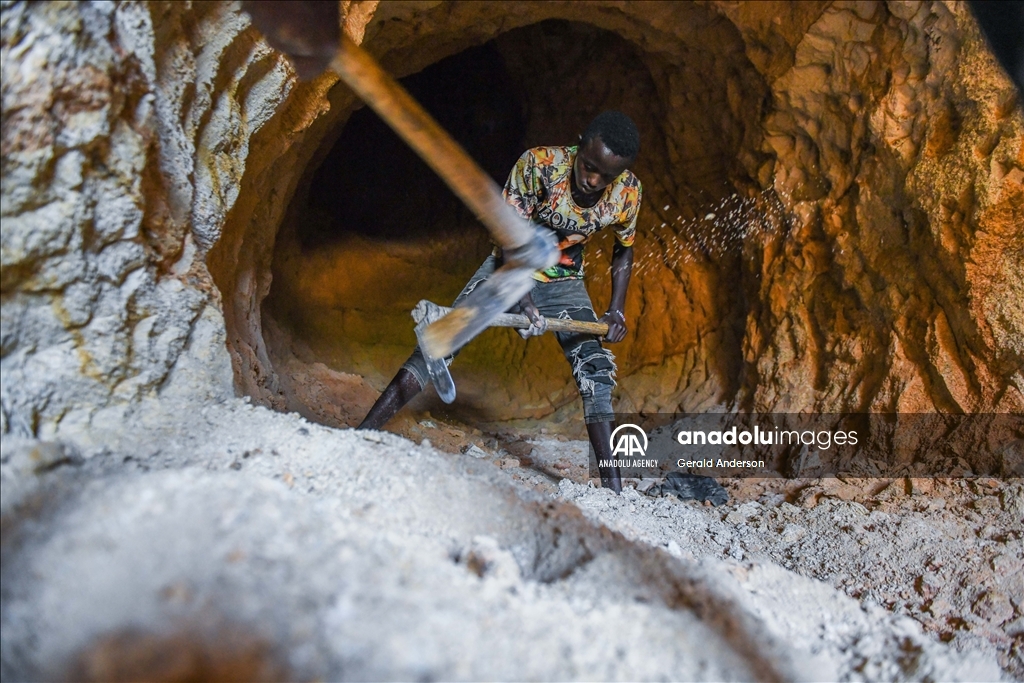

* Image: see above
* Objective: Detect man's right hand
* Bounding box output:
[599,309,627,343]
[515,292,547,338]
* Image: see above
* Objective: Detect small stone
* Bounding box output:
[636,479,657,493]
[909,478,933,495]
[972,590,1014,624]
[1004,616,1024,637]
[1000,485,1024,517]
[973,496,1000,514]
[875,480,906,501]
[505,441,534,459]
[725,510,746,524]
[928,597,953,617]
[991,554,1017,576]
[847,502,870,515]
[833,484,861,501]
[461,444,488,459]
[799,490,821,509]
[916,573,941,600]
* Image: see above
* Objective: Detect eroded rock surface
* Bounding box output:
[1,1,276,444]
[259,1,1022,433]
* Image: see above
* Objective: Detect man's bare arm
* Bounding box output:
[601,242,633,343]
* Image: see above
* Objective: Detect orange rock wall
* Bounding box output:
[248,1,1022,428]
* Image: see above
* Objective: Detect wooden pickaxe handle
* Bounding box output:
[242,2,558,362]
[328,35,541,255]
[240,3,531,247]
[490,311,610,336]
[414,301,609,336]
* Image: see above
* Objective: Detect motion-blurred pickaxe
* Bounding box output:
[241,2,558,363]
[412,300,608,403]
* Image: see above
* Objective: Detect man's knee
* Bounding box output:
[569,343,617,422]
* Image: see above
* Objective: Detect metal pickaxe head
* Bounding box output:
[411,292,611,405]
[412,301,457,404]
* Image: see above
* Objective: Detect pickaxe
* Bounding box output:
[241,2,559,363]
[411,300,608,403]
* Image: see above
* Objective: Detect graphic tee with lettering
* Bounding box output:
[501,146,642,282]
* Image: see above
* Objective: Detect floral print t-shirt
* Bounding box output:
[500,146,642,282]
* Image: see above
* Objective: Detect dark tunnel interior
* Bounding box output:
[301,42,527,247]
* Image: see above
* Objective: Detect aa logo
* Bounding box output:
[609,424,648,457]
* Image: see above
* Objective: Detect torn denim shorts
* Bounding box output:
[403,254,617,424]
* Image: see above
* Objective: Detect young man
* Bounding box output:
[358,111,642,493]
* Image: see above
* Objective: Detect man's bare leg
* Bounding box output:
[586,420,622,493]
[357,368,422,431]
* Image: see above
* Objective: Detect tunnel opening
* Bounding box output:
[299,42,526,247]
[262,16,771,433]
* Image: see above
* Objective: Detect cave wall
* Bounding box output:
[1,1,253,447]
[259,1,1024,426]
[0,1,383,445]
[263,2,789,427]
[2,1,1021,448]
[730,0,1024,414]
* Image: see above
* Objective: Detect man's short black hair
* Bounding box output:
[581,111,640,160]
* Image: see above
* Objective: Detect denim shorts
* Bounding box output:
[403,255,616,424]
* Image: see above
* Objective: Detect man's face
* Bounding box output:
[573,135,632,195]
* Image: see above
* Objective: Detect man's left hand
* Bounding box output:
[515,292,547,339]
[600,309,627,343]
